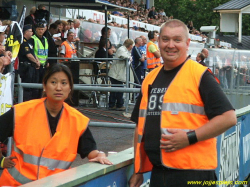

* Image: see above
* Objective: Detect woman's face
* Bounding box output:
[58,23,63,31]
[43,71,71,103]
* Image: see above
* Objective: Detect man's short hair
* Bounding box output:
[148,31,157,40]
[67,31,74,37]
[73,19,80,24]
[38,4,46,10]
[199,53,205,61]
[67,19,73,24]
[160,19,189,39]
[134,37,141,44]
[49,23,58,30]
[123,38,134,48]
[35,22,45,28]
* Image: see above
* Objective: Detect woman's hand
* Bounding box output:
[3,156,16,168]
[88,150,113,165]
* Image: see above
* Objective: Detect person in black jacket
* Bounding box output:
[95,38,110,59]
[46,23,59,66]
[24,6,37,33]
[148,6,157,19]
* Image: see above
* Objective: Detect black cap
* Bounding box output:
[23,24,32,33]
[35,22,46,28]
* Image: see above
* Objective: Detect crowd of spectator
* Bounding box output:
[0,4,236,84]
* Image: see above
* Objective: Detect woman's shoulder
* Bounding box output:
[63,102,89,120]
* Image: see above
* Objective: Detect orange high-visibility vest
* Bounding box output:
[146,41,161,69]
[0,98,89,186]
[60,41,77,61]
[135,59,217,173]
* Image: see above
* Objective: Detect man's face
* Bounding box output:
[196,54,201,62]
[141,36,147,45]
[158,26,190,68]
[153,33,158,41]
[36,28,45,37]
[137,38,143,46]
[67,33,74,42]
[52,27,59,35]
[74,22,80,28]
[25,29,33,39]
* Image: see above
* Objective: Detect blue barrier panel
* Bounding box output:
[216,111,250,186]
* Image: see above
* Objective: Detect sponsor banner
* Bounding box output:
[0,72,13,115]
[216,113,250,186]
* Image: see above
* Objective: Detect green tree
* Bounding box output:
[155,0,229,31]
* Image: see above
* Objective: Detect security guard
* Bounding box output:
[29,22,48,84]
[146,31,161,71]
[18,24,40,101]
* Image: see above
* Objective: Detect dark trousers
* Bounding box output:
[19,64,40,101]
[150,166,217,187]
[109,77,124,108]
[134,66,144,86]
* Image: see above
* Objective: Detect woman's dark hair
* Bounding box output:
[99,38,109,48]
[101,26,111,36]
[42,63,74,99]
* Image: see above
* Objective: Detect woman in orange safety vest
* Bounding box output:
[0,64,112,186]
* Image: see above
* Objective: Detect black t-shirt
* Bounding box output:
[131,63,234,166]
[131,46,143,69]
[18,37,36,63]
[0,108,96,159]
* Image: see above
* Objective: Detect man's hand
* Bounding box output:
[5,51,12,59]
[35,59,41,69]
[0,45,5,54]
[0,56,11,72]
[128,173,143,187]
[160,129,190,152]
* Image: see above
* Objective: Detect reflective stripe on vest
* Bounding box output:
[14,143,72,170]
[146,41,161,69]
[32,35,48,65]
[161,103,205,115]
[7,167,33,184]
[135,59,217,173]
